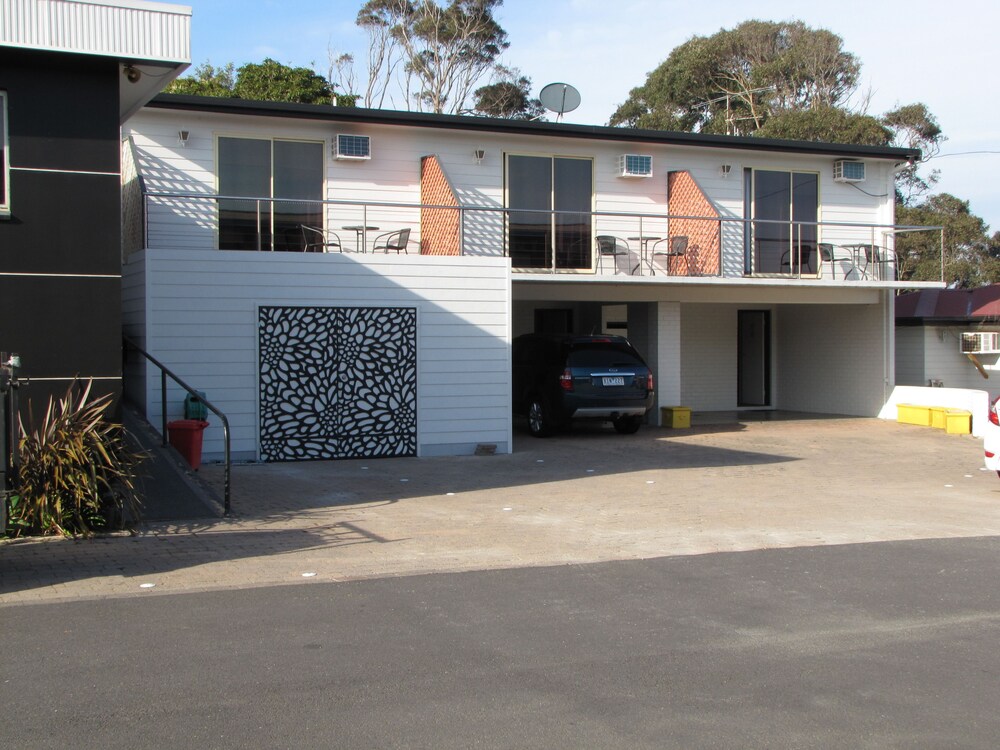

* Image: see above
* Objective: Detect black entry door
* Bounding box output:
[738,310,770,407]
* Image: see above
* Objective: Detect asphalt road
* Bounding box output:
[4,535,1000,749]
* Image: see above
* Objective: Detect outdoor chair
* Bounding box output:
[596,235,631,274]
[301,224,343,253]
[819,243,858,279]
[779,243,818,275]
[372,227,411,254]
[648,236,688,276]
[852,244,895,280]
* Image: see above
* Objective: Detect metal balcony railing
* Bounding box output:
[134,192,944,284]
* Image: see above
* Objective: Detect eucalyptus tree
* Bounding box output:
[356,0,510,114]
[471,65,544,119]
[609,20,864,136]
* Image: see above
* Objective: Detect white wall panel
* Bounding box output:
[126,250,511,460]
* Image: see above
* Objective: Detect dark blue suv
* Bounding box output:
[512,333,655,437]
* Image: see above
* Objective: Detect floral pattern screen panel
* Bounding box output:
[259,306,417,461]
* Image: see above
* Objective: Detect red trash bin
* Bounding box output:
[167,419,210,470]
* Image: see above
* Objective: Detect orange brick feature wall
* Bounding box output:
[666,171,721,276]
[420,155,461,256]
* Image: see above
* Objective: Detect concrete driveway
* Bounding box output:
[3,415,999,604]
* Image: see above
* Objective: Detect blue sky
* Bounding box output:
[183,0,999,231]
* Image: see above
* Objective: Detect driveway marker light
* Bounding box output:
[945,484,954,488]
[536,459,544,463]
[646,480,655,484]
[446,492,455,496]
[302,572,317,578]
[400,478,409,482]
[503,507,512,511]
[139,583,156,589]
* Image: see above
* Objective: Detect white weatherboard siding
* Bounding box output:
[895,326,1000,394]
[126,109,892,274]
[122,249,511,460]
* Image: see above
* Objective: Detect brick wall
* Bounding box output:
[420,155,461,256]
[667,171,721,276]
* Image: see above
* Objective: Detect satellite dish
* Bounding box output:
[539,82,581,121]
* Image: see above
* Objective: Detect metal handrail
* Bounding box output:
[123,336,231,515]
[140,190,945,282]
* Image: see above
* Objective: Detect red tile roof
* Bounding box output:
[896,286,1000,320]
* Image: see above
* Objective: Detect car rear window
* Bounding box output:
[567,344,644,368]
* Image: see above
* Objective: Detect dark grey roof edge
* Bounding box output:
[147,94,921,161]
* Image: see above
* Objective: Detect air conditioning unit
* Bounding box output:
[618,154,652,178]
[334,133,371,160]
[960,332,1000,354]
[833,159,865,183]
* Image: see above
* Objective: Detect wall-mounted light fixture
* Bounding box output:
[720,164,732,178]
[473,148,486,164]
[124,64,142,84]
[178,130,190,147]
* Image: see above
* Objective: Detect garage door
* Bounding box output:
[258,305,417,461]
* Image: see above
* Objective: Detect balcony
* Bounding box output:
[128,191,944,286]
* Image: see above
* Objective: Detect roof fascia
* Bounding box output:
[146,94,920,162]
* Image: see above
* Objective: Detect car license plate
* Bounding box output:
[602,376,625,386]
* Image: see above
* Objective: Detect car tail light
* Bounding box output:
[991,396,1000,426]
[646,371,654,391]
[559,368,573,392]
[987,451,996,459]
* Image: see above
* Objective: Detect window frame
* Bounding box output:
[504,152,595,272]
[0,91,9,217]
[743,167,821,276]
[214,133,326,251]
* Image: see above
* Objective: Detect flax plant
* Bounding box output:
[8,380,144,537]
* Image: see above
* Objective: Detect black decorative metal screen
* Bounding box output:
[259,306,417,461]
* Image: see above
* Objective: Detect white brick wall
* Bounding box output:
[777,302,889,415]
[681,304,739,410]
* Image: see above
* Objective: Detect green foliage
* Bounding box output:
[896,194,999,287]
[7,381,144,538]
[756,106,891,145]
[472,66,543,119]
[883,103,945,204]
[232,59,333,104]
[609,20,861,137]
[166,58,353,106]
[166,62,236,97]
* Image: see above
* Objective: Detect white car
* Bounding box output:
[985,395,1000,476]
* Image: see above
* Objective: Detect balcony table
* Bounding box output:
[628,236,662,276]
[342,225,381,253]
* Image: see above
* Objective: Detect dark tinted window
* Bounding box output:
[567,343,644,368]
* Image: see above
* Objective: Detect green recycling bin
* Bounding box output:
[184,391,207,420]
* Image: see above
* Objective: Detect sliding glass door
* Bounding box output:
[218,137,324,251]
[507,155,593,270]
[744,169,818,275]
